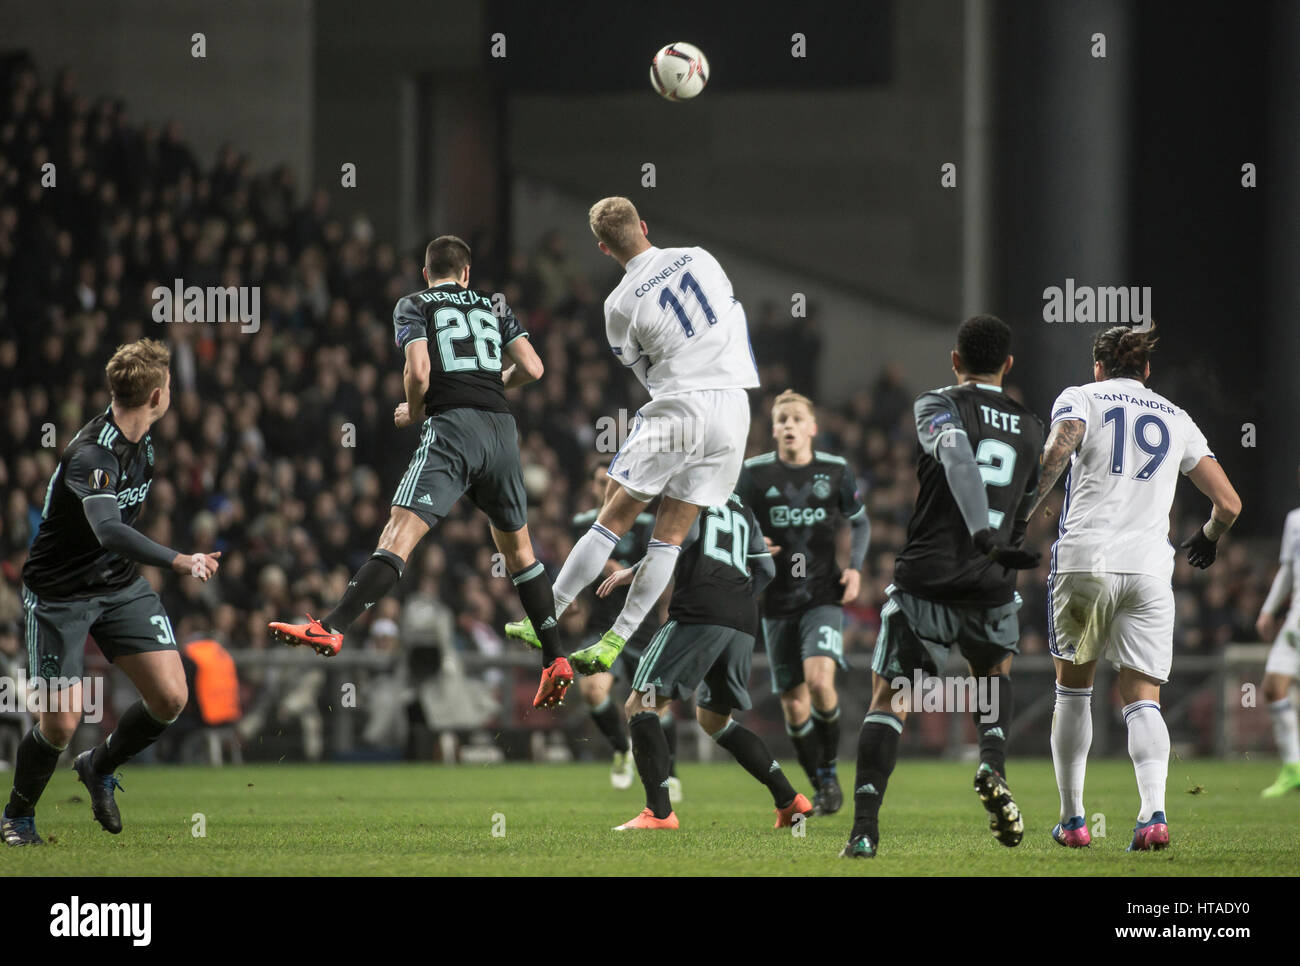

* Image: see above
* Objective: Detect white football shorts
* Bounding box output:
[1265,613,1300,678]
[1048,572,1175,683]
[606,388,749,507]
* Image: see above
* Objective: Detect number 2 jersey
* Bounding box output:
[894,383,1044,607]
[393,282,528,417]
[736,451,865,618]
[602,246,759,398]
[22,408,156,600]
[1049,376,1213,582]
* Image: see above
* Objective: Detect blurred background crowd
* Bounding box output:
[0,55,1282,764]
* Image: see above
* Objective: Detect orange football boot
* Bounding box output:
[614,808,679,830]
[774,792,814,828]
[269,614,343,657]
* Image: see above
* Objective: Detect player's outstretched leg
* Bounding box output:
[1262,675,1300,797]
[493,527,573,708]
[1123,694,1171,851]
[698,708,811,828]
[970,669,1022,846]
[2,723,70,846]
[842,704,903,859]
[1051,678,1094,848]
[272,508,427,656]
[615,700,678,830]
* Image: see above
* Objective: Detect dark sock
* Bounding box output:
[974,674,1014,778]
[715,719,797,808]
[660,709,679,777]
[851,712,903,841]
[7,727,65,817]
[325,550,403,633]
[629,711,672,818]
[90,700,171,774]
[510,561,562,664]
[590,698,629,753]
[787,717,822,787]
[811,703,842,769]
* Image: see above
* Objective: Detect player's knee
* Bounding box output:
[1263,675,1291,703]
[38,716,78,748]
[149,688,187,724]
[695,706,728,736]
[624,691,648,718]
[779,691,809,722]
[580,675,609,703]
[807,677,837,707]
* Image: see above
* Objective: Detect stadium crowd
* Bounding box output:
[0,55,1277,758]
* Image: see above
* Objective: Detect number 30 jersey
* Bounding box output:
[894,383,1044,606]
[393,282,529,417]
[1049,377,1213,581]
[603,246,759,398]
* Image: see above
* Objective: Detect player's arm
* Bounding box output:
[70,449,219,580]
[1180,456,1243,569]
[914,393,1038,569]
[393,296,430,428]
[839,469,869,604]
[1027,418,1084,517]
[502,333,544,389]
[1258,554,1293,640]
[747,516,776,597]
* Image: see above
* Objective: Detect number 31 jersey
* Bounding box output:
[603,246,759,398]
[1049,376,1213,581]
[393,282,528,417]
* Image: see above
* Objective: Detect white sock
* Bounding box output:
[551,523,621,616]
[611,540,681,640]
[1124,700,1169,823]
[1268,697,1300,764]
[1051,684,1092,821]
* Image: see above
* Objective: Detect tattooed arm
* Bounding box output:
[1026,418,1085,518]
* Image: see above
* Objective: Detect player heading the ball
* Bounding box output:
[506,197,759,676]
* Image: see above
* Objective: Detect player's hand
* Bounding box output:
[839,568,861,605]
[1180,528,1218,569]
[1257,612,1279,641]
[176,551,222,581]
[394,402,413,428]
[596,567,636,597]
[972,529,1041,570]
[764,536,782,555]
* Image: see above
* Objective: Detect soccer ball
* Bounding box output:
[650,43,709,101]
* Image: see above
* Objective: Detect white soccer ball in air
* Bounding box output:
[650,42,709,101]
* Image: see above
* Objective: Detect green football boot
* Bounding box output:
[839,833,877,859]
[504,618,541,650]
[1261,761,1300,798]
[569,630,626,675]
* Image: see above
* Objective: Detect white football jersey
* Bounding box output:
[604,246,760,398]
[1049,377,1214,580]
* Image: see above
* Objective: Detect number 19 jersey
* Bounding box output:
[1049,377,1213,581]
[603,246,759,398]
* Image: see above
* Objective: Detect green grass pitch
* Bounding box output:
[4,758,1295,875]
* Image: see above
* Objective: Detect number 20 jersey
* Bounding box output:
[393,282,528,417]
[894,384,1044,607]
[1049,377,1213,581]
[603,246,759,398]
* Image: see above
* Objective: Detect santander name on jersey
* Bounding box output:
[603,246,759,397]
[1050,377,1213,581]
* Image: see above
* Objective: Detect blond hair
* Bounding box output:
[771,389,816,420]
[106,339,170,408]
[588,197,644,258]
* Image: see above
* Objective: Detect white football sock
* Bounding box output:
[1051,684,1093,821]
[1268,697,1300,764]
[1124,700,1170,823]
[551,523,621,617]
[611,540,681,641]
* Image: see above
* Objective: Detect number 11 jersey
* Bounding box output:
[1049,376,1213,581]
[603,246,759,398]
